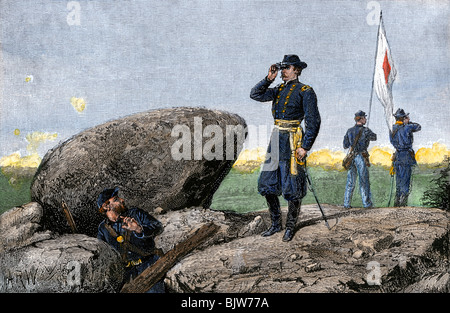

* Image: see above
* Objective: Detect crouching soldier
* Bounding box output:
[97,187,165,293]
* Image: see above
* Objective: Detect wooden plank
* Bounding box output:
[120,221,220,293]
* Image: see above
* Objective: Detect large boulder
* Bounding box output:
[31,107,247,236]
[0,234,124,292]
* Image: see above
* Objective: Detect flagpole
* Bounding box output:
[366,10,383,128]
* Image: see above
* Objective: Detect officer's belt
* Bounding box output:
[274,119,301,131]
[126,258,143,268]
[273,119,304,175]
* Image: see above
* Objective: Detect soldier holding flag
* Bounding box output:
[390,109,421,206]
[368,12,423,207]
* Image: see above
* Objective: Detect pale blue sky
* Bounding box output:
[1,0,449,157]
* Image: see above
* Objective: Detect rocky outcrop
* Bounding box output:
[154,207,267,254]
[0,202,124,292]
[1,201,448,293]
[0,234,124,292]
[30,107,247,236]
[164,206,449,293]
[0,202,52,253]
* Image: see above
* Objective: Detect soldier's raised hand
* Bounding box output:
[267,64,278,81]
[122,216,143,234]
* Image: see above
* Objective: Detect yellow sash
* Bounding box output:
[274,120,304,175]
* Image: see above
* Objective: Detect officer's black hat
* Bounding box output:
[97,187,119,209]
[281,54,307,69]
[394,108,409,119]
[355,110,367,118]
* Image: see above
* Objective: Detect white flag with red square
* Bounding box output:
[373,15,397,132]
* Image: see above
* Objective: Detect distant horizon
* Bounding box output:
[1,126,448,172]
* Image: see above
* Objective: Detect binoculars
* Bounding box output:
[274,62,291,70]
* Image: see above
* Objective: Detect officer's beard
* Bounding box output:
[107,202,128,223]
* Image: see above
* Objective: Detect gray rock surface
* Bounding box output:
[164,206,449,293]
[1,201,448,293]
[0,202,124,292]
[30,107,247,236]
[154,207,267,254]
[0,202,52,253]
[0,234,124,292]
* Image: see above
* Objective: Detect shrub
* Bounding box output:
[421,156,450,211]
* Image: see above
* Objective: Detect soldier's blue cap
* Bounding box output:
[97,187,119,208]
[281,54,307,69]
[355,110,367,117]
[394,108,409,118]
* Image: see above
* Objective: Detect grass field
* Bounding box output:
[0,165,439,215]
[0,170,33,214]
[210,165,438,213]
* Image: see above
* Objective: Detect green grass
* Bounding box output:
[0,165,439,215]
[0,170,33,214]
[210,165,438,213]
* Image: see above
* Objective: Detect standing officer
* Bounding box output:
[343,110,377,209]
[390,109,421,206]
[250,54,321,242]
[97,187,165,292]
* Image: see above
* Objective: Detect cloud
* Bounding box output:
[0,131,57,170]
[307,149,346,170]
[369,146,394,168]
[233,147,266,173]
[416,143,450,167]
[0,151,41,169]
[70,97,86,113]
[25,131,58,154]
[232,143,449,172]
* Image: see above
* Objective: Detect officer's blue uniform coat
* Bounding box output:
[250,77,321,201]
[389,121,421,204]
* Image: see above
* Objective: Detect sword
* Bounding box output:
[303,163,337,230]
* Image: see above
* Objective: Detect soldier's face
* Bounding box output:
[102,196,126,222]
[281,65,298,82]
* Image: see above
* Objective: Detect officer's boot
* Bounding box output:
[283,199,301,242]
[261,195,282,237]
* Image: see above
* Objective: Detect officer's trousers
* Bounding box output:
[258,159,307,201]
[394,162,413,206]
